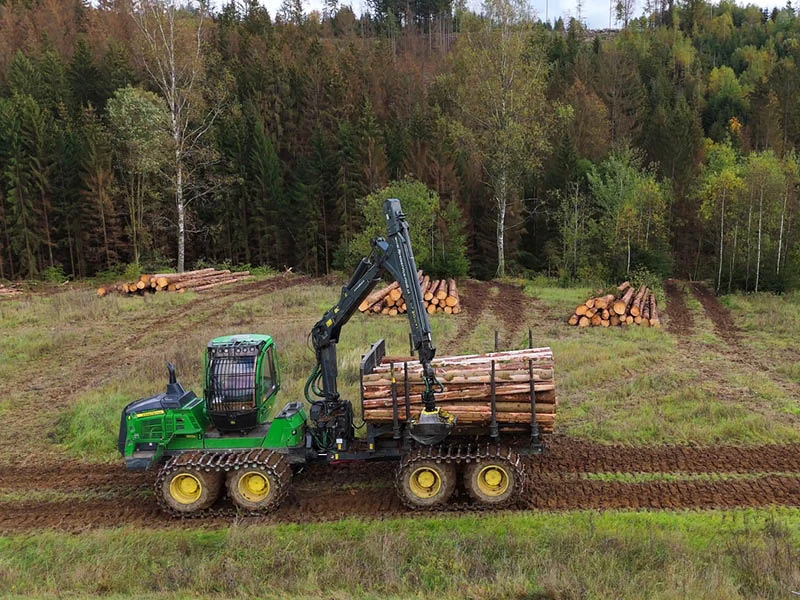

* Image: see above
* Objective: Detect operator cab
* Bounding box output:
[205,334,279,433]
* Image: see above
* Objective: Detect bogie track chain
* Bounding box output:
[395,443,527,511]
[154,449,292,519]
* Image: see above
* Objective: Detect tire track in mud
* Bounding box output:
[664,279,693,336]
[688,282,741,345]
[5,439,800,532]
[451,280,547,350]
[3,471,800,533]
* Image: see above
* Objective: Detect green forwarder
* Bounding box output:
[119,200,544,516]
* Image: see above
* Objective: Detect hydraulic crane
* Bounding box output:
[306,198,453,448]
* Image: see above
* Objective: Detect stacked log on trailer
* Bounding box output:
[97,268,252,297]
[357,271,461,316]
[361,348,556,433]
[0,283,23,298]
[568,281,661,328]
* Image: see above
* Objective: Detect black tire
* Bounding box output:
[397,459,457,508]
[226,465,286,513]
[160,468,223,514]
[463,458,519,506]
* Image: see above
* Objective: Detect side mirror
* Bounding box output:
[167,362,177,384]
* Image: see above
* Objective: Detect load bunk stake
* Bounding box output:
[404,362,411,424]
[529,358,542,451]
[391,361,400,440]
[489,360,499,439]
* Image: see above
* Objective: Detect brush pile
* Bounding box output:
[361,348,556,433]
[358,271,461,316]
[0,283,23,298]
[97,268,252,297]
[568,281,661,328]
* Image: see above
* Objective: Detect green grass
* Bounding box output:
[516,282,800,444]
[725,291,800,384]
[1,510,799,599]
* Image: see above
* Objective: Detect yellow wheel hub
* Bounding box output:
[409,467,442,499]
[476,465,510,497]
[169,473,202,505]
[238,471,271,503]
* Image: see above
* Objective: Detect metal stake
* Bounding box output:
[490,360,498,438]
[529,358,541,450]
[390,362,400,440]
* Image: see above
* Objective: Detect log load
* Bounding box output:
[99,268,252,296]
[358,271,461,316]
[361,347,556,433]
[569,283,661,329]
[0,283,24,298]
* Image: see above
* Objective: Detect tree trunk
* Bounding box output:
[627,231,631,273]
[176,158,185,273]
[778,188,787,275]
[0,200,14,278]
[99,187,111,269]
[745,190,753,291]
[496,171,507,277]
[756,184,763,292]
[717,187,725,292]
[39,188,54,268]
[728,221,738,294]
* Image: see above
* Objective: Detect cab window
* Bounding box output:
[262,347,277,397]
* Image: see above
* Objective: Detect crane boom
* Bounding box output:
[307,198,453,448]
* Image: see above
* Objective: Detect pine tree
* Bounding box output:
[357,96,388,194]
[69,37,103,112]
[249,115,284,266]
[2,97,41,277]
[80,109,118,270]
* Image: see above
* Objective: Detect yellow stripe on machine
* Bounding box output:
[134,409,165,418]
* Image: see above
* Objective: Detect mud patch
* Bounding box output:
[665,279,693,336]
[689,282,740,345]
[5,439,800,532]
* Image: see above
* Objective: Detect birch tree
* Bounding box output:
[132,0,225,272]
[555,181,593,278]
[448,0,550,276]
[699,141,743,293]
[744,151,783,292]
[107,86,169,266]
[778,152,798,276]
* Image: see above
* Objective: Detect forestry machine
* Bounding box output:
[119,199,541,515]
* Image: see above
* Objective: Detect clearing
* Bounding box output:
[2,275,800,598]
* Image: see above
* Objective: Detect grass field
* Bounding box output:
[2,509,800,599]
[2,275,800,598]
[1,276,798,464]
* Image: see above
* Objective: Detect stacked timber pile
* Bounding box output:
[97,268,252,297]
[0,283,23,298]
[358,271,461,316]
[361,348,556,433]
[568,281,661,328]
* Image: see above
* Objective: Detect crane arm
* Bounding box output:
[307,199,452,447]
[310,199,438,408]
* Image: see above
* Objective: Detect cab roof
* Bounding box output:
[208,334,273,348]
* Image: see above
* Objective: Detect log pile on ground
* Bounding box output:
[361,348,556,433]
[97,268,252,297]
[0,283,23,298]
[568,281,661,328]
[357,271,461,316]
